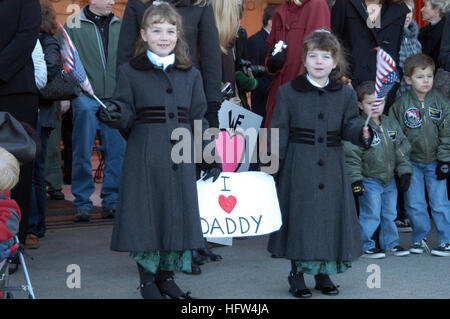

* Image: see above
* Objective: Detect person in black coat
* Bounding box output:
[440,15,450,72]
[419,0,448,70]
[331,0,409,110]
[246,6,276,125]
[117,0,222,128]
[0,0,41,243]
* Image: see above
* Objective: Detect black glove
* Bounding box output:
[205,102,220,129]
[398,173,412,193]
[202,163,222,183]
[351,181,365,196]
[266,50,286,74]
[436,161,449,180]
[96,103,121,124]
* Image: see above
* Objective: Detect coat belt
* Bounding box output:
[289,128,342,147]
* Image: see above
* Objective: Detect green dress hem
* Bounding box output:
[130,250,192,274]
[295,261,352,275]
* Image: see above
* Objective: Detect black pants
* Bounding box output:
[0,93,38,242]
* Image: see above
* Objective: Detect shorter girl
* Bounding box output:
[267,30,371,298]
[97,3,219,299]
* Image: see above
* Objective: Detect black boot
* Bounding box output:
[156,270,194,299]
[198,240,222,262]
[314,274,339,295]
[288,261,312,298]
[136,263,163,299]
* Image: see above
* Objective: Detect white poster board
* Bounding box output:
[197,171,282,238]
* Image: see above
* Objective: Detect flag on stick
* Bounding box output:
[58,24,107,109]
[365,47,398,127]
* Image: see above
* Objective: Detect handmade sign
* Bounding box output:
[217,100,263,172]
[197,171,282,238]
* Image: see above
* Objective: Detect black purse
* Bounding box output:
[39,66,82,101]
[0,112,36,163]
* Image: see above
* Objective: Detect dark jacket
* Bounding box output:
[0,0,41,96]
[38,32,61,129]
[419,18,446,70]
[117,0,222,105]
[247,28,274,122]
[267,75,365,261]
[439,17,450,71]
[331,0,409,87]
[106,53,207,252]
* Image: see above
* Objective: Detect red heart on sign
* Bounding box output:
[218,195,237,214]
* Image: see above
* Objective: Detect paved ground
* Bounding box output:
[5,221,449,299]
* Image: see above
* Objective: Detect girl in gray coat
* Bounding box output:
[268,30,372,298]
[97,3,220,299]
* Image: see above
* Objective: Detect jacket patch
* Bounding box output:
[428,107,442,120]
[371,130,381,146]
[387,130,397,141]
[404,107,423,128]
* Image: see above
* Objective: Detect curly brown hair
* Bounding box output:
[40,0,58,35]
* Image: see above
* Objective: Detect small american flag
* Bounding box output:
[373,47,398,110]
[58,24,94,96]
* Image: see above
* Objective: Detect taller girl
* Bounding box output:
[264,0,331,127]
[97,3,219,299]
[268,30,371,298]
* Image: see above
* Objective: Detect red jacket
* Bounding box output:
[0,191,21,242]
[264,0,330,127]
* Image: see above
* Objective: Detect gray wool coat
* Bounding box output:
[106,53,207,252]
[267,75,366,262]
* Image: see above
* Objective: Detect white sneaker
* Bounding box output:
[431,243,450,257]
[363,248,386,259]
[388,245,410,257]
[409,240,430,254]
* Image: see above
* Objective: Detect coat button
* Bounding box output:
[319,183,325,189]
[318,160,324,166]
[172,164,178,171]
[318,113,324,120]
[318,137,324,143]
[166,88,173,94]
[168,112,175,119]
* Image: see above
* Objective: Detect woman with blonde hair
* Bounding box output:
[0,147,20,192]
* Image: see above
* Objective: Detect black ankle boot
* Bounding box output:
[136,263,163,299]
[314,274,339,295]
[156,270,194,299]
[198,240,222,262]
[288,271,312,298]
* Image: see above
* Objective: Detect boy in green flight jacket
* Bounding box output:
[344,81,413,259]
[389,54,450,257]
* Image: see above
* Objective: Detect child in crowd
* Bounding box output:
[389,53,450,257]
[0,147,21,263]
[397,0,422,98]
[344,81,413,259]
[97,3,220,299]
[267,30,372,298]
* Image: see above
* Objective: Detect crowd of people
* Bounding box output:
[0,0,449,299]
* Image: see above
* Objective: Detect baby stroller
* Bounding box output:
[0,236,36,299]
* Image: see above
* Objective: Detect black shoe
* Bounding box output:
[288,272,312,298]
[198,245,222,262]
[48,190,65,200]
[156,272,195,299]
[74,209,90,222]
[138,281,164,299]
[314,274,339,295]
[101,208,115,219]
[192,250,206,265]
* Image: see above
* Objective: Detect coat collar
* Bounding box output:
[129,52,189,71]
[291,74,343,92]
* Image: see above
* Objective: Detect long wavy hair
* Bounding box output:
[211,0,240,54]
[40,0,58,35]
[134,2,192,69]
[302,30,349,83]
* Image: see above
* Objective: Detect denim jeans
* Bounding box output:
[358,178,399,251]
[27,116,51,237]
[71,95,126,211]
[404,161,450,244]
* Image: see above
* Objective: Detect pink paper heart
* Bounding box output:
[218,195,237,214]
[215,130,246,172]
